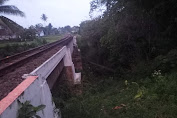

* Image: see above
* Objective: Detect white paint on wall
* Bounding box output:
[0,37,81,118]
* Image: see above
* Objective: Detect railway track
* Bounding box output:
[0,36,73,77]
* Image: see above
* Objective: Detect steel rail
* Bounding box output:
[0,36,73,77]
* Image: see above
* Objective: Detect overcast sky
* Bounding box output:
[2,0,92,28]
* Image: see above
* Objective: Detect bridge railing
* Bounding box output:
[0,36,81,118]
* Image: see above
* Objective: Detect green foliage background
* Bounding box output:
[58,0,177,118]
[80,0,177,73]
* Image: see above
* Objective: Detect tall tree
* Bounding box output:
[35,23,43,29]
[0,0,25,17]
[41,14,47,26]
[48,23,52,34]
[48,23,52,30]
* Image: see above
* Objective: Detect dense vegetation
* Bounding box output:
[80,0,177,73]
[59,67,177,118]
[58,0,177,117]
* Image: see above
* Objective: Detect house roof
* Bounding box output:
[0,29,9,35]
[0,16,24,35]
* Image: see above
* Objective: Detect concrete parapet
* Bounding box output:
[0,36,82,118]
[30,46,67,83]
[0,76,59,118]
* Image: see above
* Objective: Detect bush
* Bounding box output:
[60,70,177,118]
[153,49,177,72]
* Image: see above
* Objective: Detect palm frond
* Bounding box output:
[0,0,9,5]
[41,14,47,22]
[0,5,25,17]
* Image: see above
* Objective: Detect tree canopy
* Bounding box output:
[41,14,48,22]
[0,0,25,17]
[80,0,177,73]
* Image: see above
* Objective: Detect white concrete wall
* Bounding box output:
[30,46,67,83]
[67,38,74,54]
[0,77,59,118]
[0,47,68,118]
[0,37,81,118]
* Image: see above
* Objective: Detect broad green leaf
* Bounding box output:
[35,105,46,112]
[134,89,143,99]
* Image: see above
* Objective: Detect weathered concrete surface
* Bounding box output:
[47,59,64,89]
[64,66,75,88]
[30,46,67,82]
[75,73,81,84]
[72,36,82,72]
[72,46,83,72]
[0,47,68,118]
[0,76,59,118]
[0,36,82,118]
[72,36,82,85]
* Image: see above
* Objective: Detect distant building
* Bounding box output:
[40,30,44,36]
[36,29,44,37]
[0,16,24,40]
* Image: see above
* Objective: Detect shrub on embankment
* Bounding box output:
[54,62,177,118]
[54,34,177,117]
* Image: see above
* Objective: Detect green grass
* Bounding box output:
[0,35,63,59]
[0,35,62,48]
[0,41,33,48]
[53,69,177,118]
[42,35,62,43]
